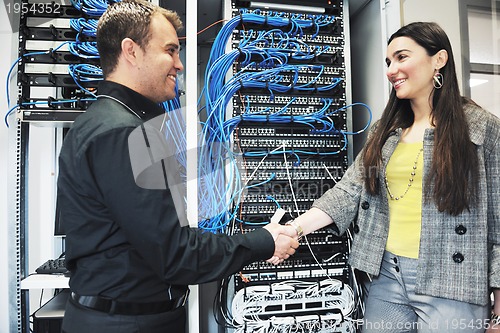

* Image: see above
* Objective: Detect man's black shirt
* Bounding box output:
[57,81,274,302]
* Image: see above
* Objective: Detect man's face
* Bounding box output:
[136,14,184,103]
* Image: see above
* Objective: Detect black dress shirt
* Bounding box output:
[57,81,274,302]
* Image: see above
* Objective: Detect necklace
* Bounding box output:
[384,147,423,200]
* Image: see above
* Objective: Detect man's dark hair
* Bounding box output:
[96,0,183,77]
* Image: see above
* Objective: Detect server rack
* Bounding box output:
[11,1,105,331]
[197,0,367,331]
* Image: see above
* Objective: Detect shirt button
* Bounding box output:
[361,201,370,210]
[452,252,464,263]
[455,225,467,235]
[353,224,360,234]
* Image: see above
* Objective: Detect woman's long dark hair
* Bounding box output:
[362,22,478,215]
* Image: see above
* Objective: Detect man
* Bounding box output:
[57,1,298,332]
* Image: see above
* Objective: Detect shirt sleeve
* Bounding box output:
[85,127,275,285]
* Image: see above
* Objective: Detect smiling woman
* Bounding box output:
[385,36,447,105]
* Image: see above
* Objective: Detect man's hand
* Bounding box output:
[263,223,299,265]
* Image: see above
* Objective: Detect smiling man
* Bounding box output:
[56,1,298,332]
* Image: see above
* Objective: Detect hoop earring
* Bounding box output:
[433,72,443,89]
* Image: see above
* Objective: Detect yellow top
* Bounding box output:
[385,142,424,259]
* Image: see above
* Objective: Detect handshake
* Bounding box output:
[263,222,300,265]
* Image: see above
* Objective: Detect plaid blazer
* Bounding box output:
[313,104,500,305]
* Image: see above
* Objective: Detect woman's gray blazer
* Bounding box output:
[313,104,500,305]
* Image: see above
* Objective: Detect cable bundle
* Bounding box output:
[230,279,357,332]
[197,9,371,232]
[198,11,342,232]
[70,18,99,38]
[207,9,337,70]
[68,64,102,96]
[233,315,355,333]
[69,41,100,59]
[161,83,186,182]
[70,0,118,16]
[4,41,99,126]
[203,3,367,331]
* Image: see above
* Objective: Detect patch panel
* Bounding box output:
[233,101,346,115]
[234,113,346,126]
[24,63,74,75]
[234,65,345,80]
[239,167,342,182]
[235,265,349,290]
[236,31,344,48]
[20,26,78,41]
[19,108,86,122]
[21,51,95,65]
[19,72,99,88]
[238,157,346,169]
[26,17,75,29]
[239,84,345,98]
[240,187,339,208]
[235,95,345,105]
[236,125,348,137]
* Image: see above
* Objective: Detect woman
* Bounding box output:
[284,22,500,332]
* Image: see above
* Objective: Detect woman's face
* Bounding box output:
[385,36,437,102]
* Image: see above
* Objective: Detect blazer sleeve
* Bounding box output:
[311,122,382,235]
[487,114,500,289]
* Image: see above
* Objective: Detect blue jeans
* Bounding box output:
[362,251,489,333]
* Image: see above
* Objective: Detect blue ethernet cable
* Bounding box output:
[70,0,118,16]
[266,195,281,209]
[68,63,102,97]
[69,41,99,59]
[70,18,98,38]
[197,9,370,233]
[4,42,75,126]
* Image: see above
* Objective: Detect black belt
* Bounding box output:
[70,291,189,315]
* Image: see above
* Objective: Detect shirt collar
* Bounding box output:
[96,81,165,121]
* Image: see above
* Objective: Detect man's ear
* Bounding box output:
[435,49,448,70]
[121,38,141,66]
